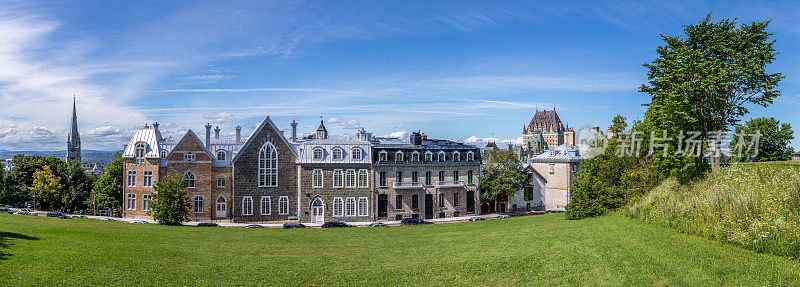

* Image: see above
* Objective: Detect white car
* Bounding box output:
[130,220,148,224]
[70,215,87,219]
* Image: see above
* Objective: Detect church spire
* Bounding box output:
[67,96,81,163]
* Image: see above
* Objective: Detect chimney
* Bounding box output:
[214,126,220,140]
[205,123,212,148]
[290,120,298,141]
[421,133,427,141]
[235,126,242,143]
[410,131,422,145]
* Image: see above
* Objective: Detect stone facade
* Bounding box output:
[297,165,373,222]
[527,144,581,210]
[231,117,298,222]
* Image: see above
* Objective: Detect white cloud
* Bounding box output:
[30,126,55,136]
[183,74,235,81]
[87,126,122,136]
[384,131,409,139]
[204,112,234,123]
[0,128,17,139]
[341,119,362,129]
[328,118,342,124]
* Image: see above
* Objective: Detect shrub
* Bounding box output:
[149,175,190,225]
[624,164,800,259]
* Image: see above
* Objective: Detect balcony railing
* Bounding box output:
[393,182,424,189]
[436,180,465,188]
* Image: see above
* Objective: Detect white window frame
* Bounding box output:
[127,170,136,187]
[126,193,136,210]
[425,151,433,162]
[333,197,343,217]
[411,151,420,162]
[357,197,368,216]
[193,195,204,213]
[217,150,226,161]
[217,176,226,188]
[378,150,387,162]
[184,152,194,162]
[357,169,369,188]
[438,151,446,162]
[258,142,278,187]
[549,163,555,174]
[467,151,475,161]
[453,151,461,162]
[242,196,253,215]
[351,147,363,160]
[278,196,289,215]
[345,169,356,188]
[184,171,195,188]
[216,196,226,213]
[345,197,356,217]
[142,194,152,211]
[260,196,271,215]
[142,171,153,188]
[160,150,167,159]
[312,169,323,188]
[332,148,343,160]
[395,151,404,162]
[333,169,344,188]
[313,147,324,161]
[135,143,146,164]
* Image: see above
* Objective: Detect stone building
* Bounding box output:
[293,121,373,223]
[122,122,243,220]
[527,143,582,210]
[372,131,481,220]
[66,97,81,163]
[230,116,298,222]
[506,164,547,212]
[522,109,574,156]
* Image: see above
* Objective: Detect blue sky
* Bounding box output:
[1,0,799,150]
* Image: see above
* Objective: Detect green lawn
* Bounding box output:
[2,213,799,286]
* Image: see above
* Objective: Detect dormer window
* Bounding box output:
[425,151,433,162]
[313,147,324,161]
[395,151,404,162]
[217,150,226,161]
[453,151,461,162]
[351,147,363,161]
[332,148,343,160]
[437,151,445,162]
[411,151,420,162]
[378,150,388,162]
[160,150,167,159]
[184,152,194,162]
[467,151,474,161]
[135,143,146,163]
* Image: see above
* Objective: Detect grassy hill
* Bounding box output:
[2,213,799,285]
[625,163,800,259]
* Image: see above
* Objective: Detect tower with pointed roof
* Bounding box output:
[67,97,81,163]
[316,120,328,140]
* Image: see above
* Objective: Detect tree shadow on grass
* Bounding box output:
[0,231,40,260]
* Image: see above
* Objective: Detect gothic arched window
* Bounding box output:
[259,142,278,187]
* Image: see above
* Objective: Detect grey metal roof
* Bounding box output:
[295,138,372,164]
[122,126,162,159]
[528,143,583,163]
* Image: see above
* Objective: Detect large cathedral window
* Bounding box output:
[259,142,278,187]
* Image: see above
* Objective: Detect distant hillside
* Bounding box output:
[0,150,121,164]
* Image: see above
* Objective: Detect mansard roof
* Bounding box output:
[294,138,372,164]
[527,109,565,133]
[529,143,583,163]
[122,125,162,159]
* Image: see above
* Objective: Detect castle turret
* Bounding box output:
[316,120,328,139]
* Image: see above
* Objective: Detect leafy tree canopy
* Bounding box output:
[730,117,794,162]
[150,175,190,225]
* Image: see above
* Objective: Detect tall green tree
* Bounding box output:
[479,149,525,206]
[31,166,63,210]
[640,13,784,174]
[88,153,123,213]
[730,117,794,162]
[149,175,190,225]
[62,160,94,213]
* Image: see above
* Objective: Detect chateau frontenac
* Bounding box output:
[121,117,482,222]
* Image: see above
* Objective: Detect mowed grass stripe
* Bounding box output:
[1,213,799,286]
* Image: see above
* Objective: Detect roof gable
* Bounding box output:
[232,116,297,163]
[167,130,215,161]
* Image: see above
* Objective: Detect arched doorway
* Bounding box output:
[311,198,324,223]
[215,196,227,218]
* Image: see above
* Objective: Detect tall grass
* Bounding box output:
[624,163,800,259]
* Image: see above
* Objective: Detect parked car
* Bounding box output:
[368,222,387,227]
[70,215,87,219]
[47,211,66,217]
[15,210,30,215]
[130,220,148,224]
[527,211,546,216]
[549,210,564,214]
[321,222,352,228]
[196,222,219,227]
[282,223,308,229]
[468,216,485,221]
[0,207,12,213]
[400,218,431,226]
[57,214,70,219]
[496,214,512,219]
[245,224,264,228]
[100,218,116,221]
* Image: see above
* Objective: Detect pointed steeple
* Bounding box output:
[67,96,81,162]
[316,119,328,139]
